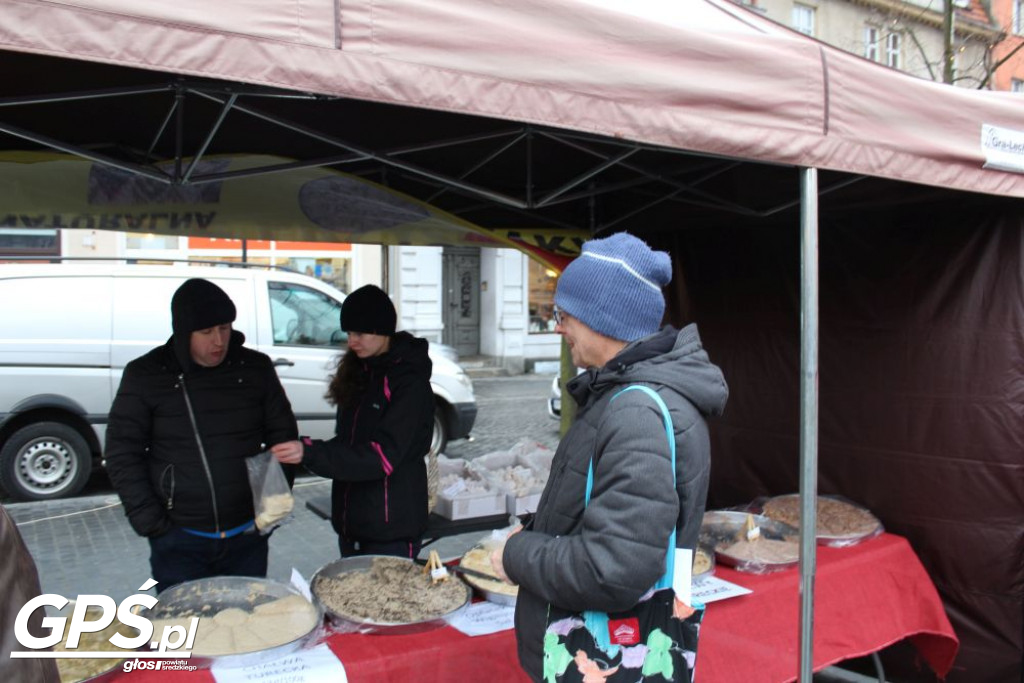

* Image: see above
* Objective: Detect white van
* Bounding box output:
[0,262,477,501]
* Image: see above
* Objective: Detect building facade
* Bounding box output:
[744,0,1001,88]
[990,0,1024,90]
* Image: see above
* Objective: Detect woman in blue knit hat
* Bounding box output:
[271,285,434,560]
[491,232,729,682]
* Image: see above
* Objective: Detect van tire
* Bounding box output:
[430,406,449,459]
[0,422,93,501]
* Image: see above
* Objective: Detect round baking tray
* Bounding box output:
[56,657,121,683]
[148,576,323,669]
[51,601,130,683]
[700,510,801,571]
[760,494,883,545]
[311,555,471,635]
[458,546,518,606]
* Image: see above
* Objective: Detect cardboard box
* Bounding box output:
[433,457,506,520]
[434,489,507,520]
[506,491,543,516]
[468,447,548,517]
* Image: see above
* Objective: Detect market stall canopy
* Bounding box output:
[1,3,1023,678]
[0,0,1021,250]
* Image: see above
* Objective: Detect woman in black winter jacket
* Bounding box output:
[272,285,434,559]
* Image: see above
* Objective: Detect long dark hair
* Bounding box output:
[325,349,367,408]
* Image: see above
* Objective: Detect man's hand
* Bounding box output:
[271,440,304,464]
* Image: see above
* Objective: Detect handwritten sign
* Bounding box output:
[447,600,516,637]
[692,575,752,604]
[211,644,346,683]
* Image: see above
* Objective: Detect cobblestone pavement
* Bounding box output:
[6,374,560,603]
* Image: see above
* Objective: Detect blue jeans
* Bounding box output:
[148,526,269,593]
[338,536,421,559]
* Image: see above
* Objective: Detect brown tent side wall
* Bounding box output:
[652,195,1024,682]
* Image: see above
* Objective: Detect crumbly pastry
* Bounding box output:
[255,491,294,530]
[762,495,881,539]
[314,556,467,624]
[486,465,544,495]
[55,608,135,683]
[460,546,519,597]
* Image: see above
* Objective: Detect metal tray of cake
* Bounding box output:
[146,576,323,669]
[458,545,518,606]
[51,601,130,683]
[311,555,471,635]
[700,510,801,571]
[759,494,884,546]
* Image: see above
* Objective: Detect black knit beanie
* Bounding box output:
[341,285,396,335]
[172,278,237,334]
[169,278,237,370]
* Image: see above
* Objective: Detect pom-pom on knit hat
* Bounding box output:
[554,232,672,342]
[341,284,397,335]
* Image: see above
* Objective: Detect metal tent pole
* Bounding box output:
[798,167,820,681]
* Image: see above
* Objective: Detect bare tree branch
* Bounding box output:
[904,25,940,81]
[977,39,1024,88]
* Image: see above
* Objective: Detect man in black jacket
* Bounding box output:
[105,278,297,592]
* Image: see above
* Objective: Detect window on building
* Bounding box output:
[0,228,59,259]
[792,4,815,35]
[864,26,880,61]
[886,33,902,69]
[1014,0,1023,34]
[527,259,558,334]
[1012,79,1024,92]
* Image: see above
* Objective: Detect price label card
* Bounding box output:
[691,575,753,604]
[290,568,313,602]
[448,601,516,636]
[672,548,693,606]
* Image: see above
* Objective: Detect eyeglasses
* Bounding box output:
[552,306,566,326]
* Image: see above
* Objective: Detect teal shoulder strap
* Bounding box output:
[586,384,677,590]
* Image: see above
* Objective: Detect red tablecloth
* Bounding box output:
[113,533,957,682]
[699,533,958,682]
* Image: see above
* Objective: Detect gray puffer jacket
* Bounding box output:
[502,324,728,682]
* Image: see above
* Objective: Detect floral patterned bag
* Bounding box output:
[543,385,704,682]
